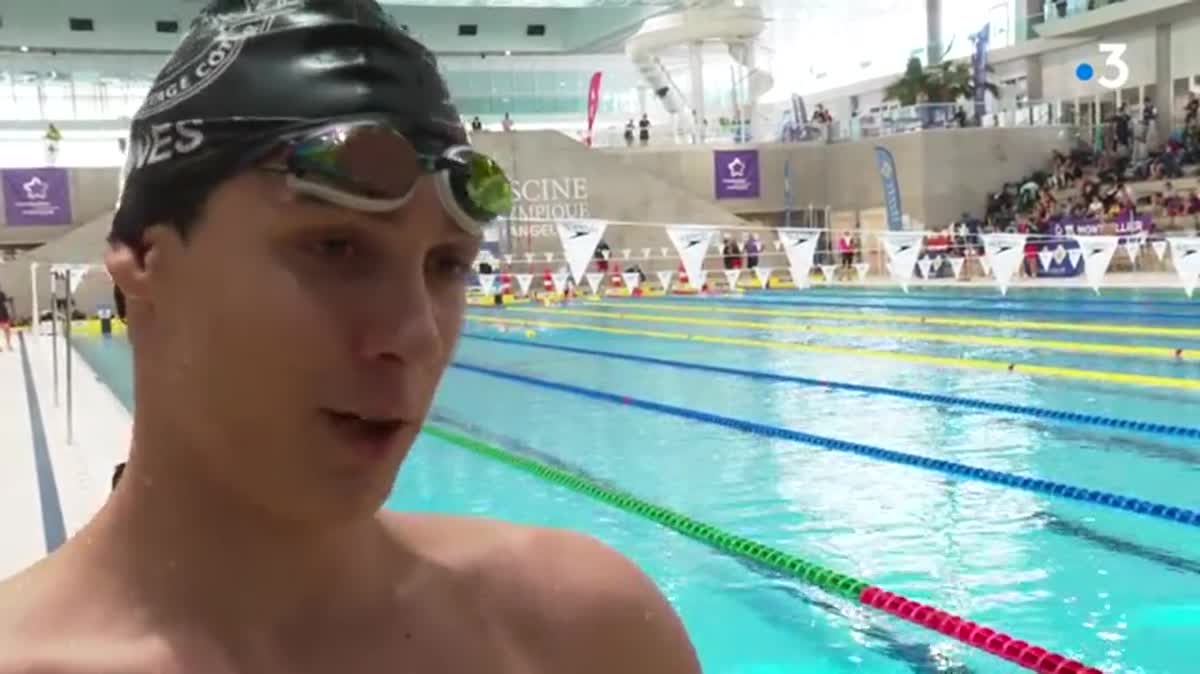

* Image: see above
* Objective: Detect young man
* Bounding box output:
[0,283,12,351]
[0,2,700,673]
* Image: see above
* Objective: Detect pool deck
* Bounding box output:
[0,333,130,579]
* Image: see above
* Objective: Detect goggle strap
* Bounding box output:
[284,173,413,213]
[435,171,483,236]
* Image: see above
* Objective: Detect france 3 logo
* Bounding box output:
[1074,43,1130,90]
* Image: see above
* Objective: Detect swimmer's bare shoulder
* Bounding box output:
[389,511,702,674]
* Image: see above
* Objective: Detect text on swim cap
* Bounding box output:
[142,40,238,114]
[127,121,205,172]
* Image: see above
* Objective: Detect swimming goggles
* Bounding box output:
[261,120,511,236]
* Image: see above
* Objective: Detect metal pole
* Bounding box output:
[50,271,59,407]
[65,269,74,445]
[30,262,40,340]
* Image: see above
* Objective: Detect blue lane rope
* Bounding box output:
[450,361,1200,528]
[801,288,1200,308]
[461,333,1200,441]
[647,294,1200,323]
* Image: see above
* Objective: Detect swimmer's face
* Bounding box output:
[111,171,478,522]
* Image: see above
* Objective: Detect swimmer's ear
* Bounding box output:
[105,238,152,304]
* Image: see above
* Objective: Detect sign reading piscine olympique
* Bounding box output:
[506,176,590,238]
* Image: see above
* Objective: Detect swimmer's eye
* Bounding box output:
[308,236,358,261]
[427,249,474,281]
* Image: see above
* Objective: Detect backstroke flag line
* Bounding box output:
[981,233,1027,295]
[754,267,772,288]
[667,225,717,290]
[1169,237,1200,297]
[879,231,925,292]
[656,270,674,292]
[477,274,496,295]
[585,272,605,294]
[777,228,822,289]
[724,269,742,289]
[514,274,534,296]
[555,219,608,283]
[1072,235,1119,293]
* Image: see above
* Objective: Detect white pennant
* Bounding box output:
[854,262,870,281]
[514,273,535,296]
[753,267,772,288]
[1037,248,1054,271]
[641,247,652,260]
[555,219,608,283]
[503,254,513,265]
[949,257,964,279]
[777,228,822,288]
[666,225,717,291]
[601,249,611,260]
[622,272,641,290]
[879,231,926,293]
[1072,235,1119,294]
[524,252,535,263]
[723,269,741,289]
[1168,237,1200,297]
[659,247,669,259]
[1152,240,1168,262]
[981,233,1027,295]
[916,257,933,279]
[477,274,496,295]
[819,265,837,283]
[544,252,555,262]
[772,240,784,252]
[1123,240,1141,262]
[979,257,992,276]
[934,255,945,270]
[549,272,569,293]
[1067,248,1083,268]
[584,272,605,294]
[656,270,674,291]
[621,248,631,260]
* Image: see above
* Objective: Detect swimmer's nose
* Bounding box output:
[354,273,443,365]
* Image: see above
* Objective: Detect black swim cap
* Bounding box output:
[111,0,466,244]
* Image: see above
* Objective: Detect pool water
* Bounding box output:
[75,287,1200,674]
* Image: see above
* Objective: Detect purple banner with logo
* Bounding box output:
[2,168,73,226]
[714,149,760,200]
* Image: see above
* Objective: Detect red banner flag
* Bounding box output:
[585,71,602,147]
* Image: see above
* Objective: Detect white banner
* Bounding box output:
[949,257,964,279]
[723,269,742,289]
[1168,237,1200,297]
[656,270,674,291]
[666,225,716,290]
[1037,248,1054,271]
[879,231,926,292]
[819,265,837,283]
[622,272,641,290]
[980,233,1026,295]
[854,262,870,281]
[514,273,534,296]
[550,272,569,293]
[584,272,605,294]
[555,219,608,283]
[916,257,932,279]
[753,267,772,288]
[777,228,822,286]
[477,274,496,295]
[1152,240,1168,263]
[1072,235,1119,293]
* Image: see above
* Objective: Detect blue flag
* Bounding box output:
[970,23,991,120]
[874,146,903,231]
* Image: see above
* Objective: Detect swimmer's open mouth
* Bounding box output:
[322,409,407,450]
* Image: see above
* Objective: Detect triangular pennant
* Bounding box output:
[819,264,837,283]
[544,252,555,262]
[777,228,822,286]
[584,272,605,294]
[477,274,496,295]
[524,252,535,263]
[641,247,651,261]
[934,254,944,270]
[854,262,870,281]
[1168,237,1200,298]
[916,257,933,279]
[622,272,641,290]
[981,233,1027,296]
[979,257,992,276]
[621,248,631,260]
[1072,235,1119,293]
[514,273,535,296]
[503,254,513,265]
[1037,248,1054,271]
[601,249,611,260]
[949,257,964,279]
[666,225,717,290]
[555,219,608,283]
[1152,240,1168,262]
[655,270,674,291]
[723,269,741,289]
[753,267,772,288]
[772,240,783,252]
[549,271,569,293]
[1067,248,1083,267]
[879,231,926,292]
[1123,240,1140,262]
[659,247,669,259]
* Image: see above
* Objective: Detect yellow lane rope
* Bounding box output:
[504,307,1194,361]
[466,314,1200,391]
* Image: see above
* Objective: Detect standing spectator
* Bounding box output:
[744,233,761,269]
[837,230,855,277]
[501,112,513,132]
[470,116,483,132]
[44,123,62,165]
[638,113,651,146]
[0,283,12,352]
[1185,92,1199,129]
[623,120,635,147]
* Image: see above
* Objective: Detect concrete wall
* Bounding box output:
[0,166,119,246]
[607,126,1069,231]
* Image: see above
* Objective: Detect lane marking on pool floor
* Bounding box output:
[422,423,1102,674]
[466,315,1200,392]
[609,299,1200,339]
[449,360,1200,528]
[460,333,1200,441]
[772,288,1200,309]
[505,306,1197,361]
